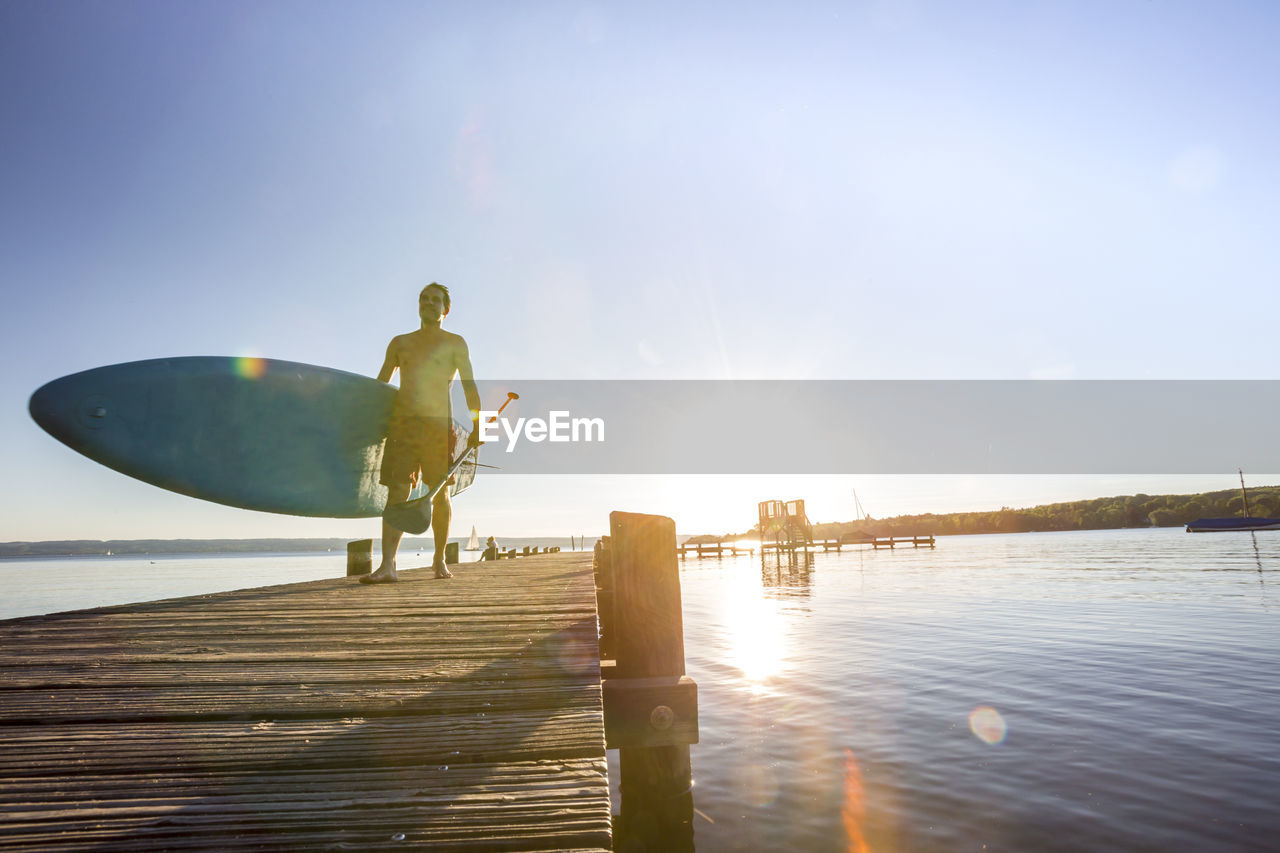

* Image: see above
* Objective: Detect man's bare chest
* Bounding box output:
[401,334,453,366]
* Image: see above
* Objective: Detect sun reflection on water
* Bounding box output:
[722,573,788,686]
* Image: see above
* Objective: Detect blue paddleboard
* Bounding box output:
[28,357,457,518]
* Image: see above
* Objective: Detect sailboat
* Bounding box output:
[846,489,874,541]
[1186,470,1280,532]
[465,525,481,551]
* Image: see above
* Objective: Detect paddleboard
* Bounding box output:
[28,356,469,518]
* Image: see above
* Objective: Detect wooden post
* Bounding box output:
[593,536,615,661]
[607,511,696,852]
[444,542,459,564]
[345,539,372,576]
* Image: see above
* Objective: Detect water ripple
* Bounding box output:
[680,528,1280,851]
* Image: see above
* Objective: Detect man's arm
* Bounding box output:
[455,338,482,445]
[377,338,399,383]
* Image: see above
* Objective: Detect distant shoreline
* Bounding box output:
[9,484,1278,557]
[706,485,1280,543]
[0,536,592,558]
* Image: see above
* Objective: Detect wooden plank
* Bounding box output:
[0,678,601,724]
[0,553,610,851]
[0,759,611,851]
[602,675,698,749]
[0,714,604,776]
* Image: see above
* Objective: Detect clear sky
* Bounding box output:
[3,1,1278,542]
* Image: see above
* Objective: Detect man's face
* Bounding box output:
[419,287,447,323]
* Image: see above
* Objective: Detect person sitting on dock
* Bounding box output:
[481,536,499,561]
[361,282,481,584]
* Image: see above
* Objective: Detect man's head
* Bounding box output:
[419,282,450,324]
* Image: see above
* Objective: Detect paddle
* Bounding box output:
[382,392,518,535]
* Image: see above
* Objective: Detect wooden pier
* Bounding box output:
[759,535,935,554]
[760,538,848,553]
[867,535,936,550]
[677,535,937,559]
[676,542,755,559]
[0,553,611,851]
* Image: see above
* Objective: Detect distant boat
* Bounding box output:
[465,526,481,551]
[1186,470,1280,532]
[1186,517,1280,532]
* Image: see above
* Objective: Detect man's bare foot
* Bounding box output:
[360,564,398,584]
[434,564,453,579]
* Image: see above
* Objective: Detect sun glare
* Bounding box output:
[721,575,787,686]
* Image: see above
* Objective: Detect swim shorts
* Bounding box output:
[379,413,457,489]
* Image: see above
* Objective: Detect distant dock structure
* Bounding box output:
[676,541,755,559]
[759,535,936,553]
[759,498,814,552]
[674,499,936,560]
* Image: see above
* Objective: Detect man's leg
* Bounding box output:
[431,489,452,578]
[361,483,410,584]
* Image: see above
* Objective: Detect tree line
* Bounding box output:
[808,486,1280,540]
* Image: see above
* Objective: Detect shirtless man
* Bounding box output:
[361,282,480,584]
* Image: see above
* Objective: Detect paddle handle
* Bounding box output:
[425,445,479,503]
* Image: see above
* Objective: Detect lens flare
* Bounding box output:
[842,748,870,853]
[969,705,1007,745]
[742,762,781,808]
[233,357,267,380]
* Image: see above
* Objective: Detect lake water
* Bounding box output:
[3,528,1277,851]
[675,528,1280,852]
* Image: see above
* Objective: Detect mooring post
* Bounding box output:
[593,536,615,661]
[346,539,372,576]
[604,511,697,852]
